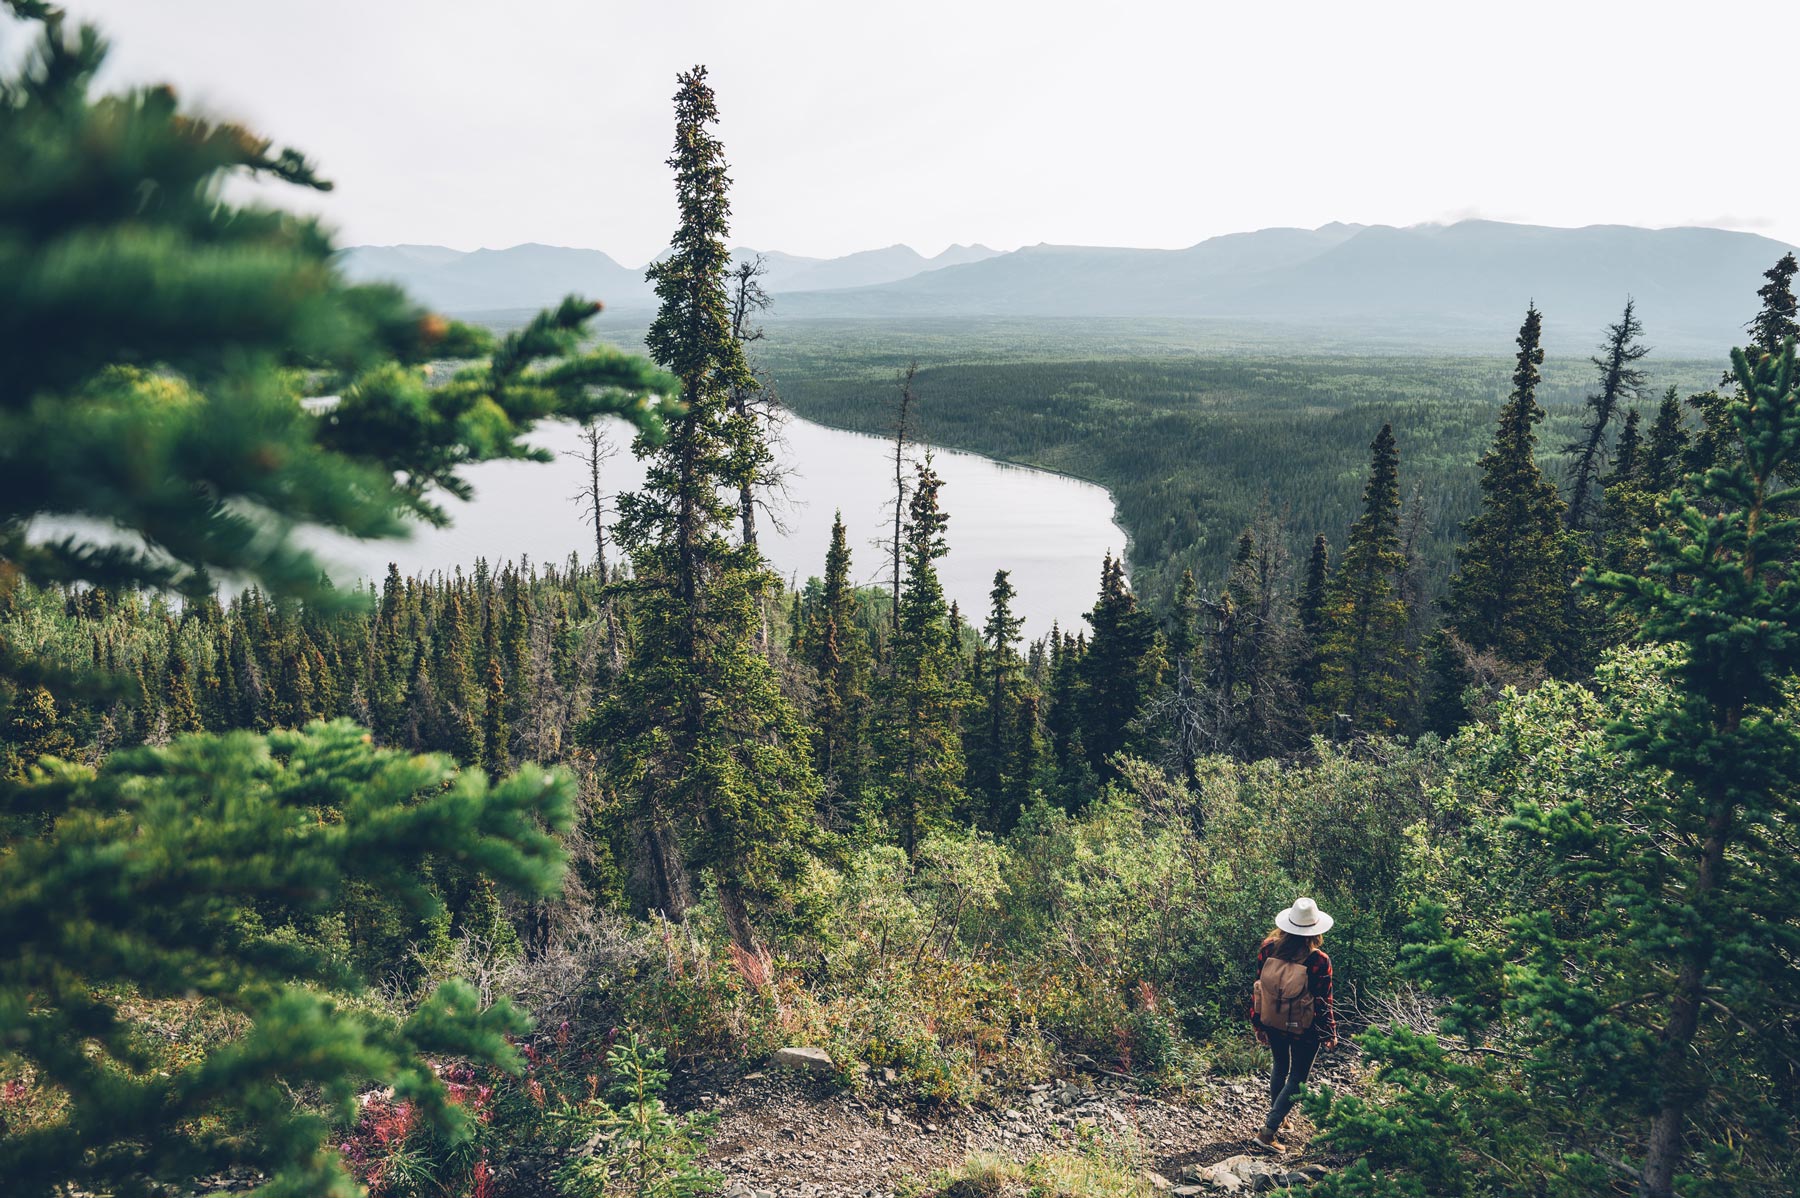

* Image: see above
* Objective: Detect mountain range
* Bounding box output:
[341,221,1798,354]
[339,241,999,314]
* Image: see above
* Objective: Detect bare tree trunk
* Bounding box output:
[566,424,615,577]
[728,260,770,550]
[890,362,917,641]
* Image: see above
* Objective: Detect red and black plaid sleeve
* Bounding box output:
[1308,950,1337,1042]
[1249,940,1274,1031]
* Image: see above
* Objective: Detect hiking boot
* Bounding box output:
[1254,1128,1287,1153]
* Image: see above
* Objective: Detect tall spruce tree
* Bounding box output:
[1313,425,1415,734]
[972,568,1024,823]
[0,5,671,1194]
[1565,299,1649,534]
[1077,553,1162,780]
[1643,386,1690,495]
[874,460,966,857]
[480,596,508,773]
[598,67,819,949]
[805,513,871,826]
[1598,405,1651,575]
[1443,305,1572,671]
[1293,532,1331,698]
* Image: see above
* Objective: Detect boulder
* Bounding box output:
[770,1046,835,1073]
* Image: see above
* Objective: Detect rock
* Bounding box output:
[881,1067,898,1084]
[1004,1108,1023,1120]
[1144,1171,1174,1191]
[771,1046,835,1073]
[885,1109,902,1126]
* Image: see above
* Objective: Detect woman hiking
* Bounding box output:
[1249,897,1338,1151]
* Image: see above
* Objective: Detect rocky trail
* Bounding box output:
[674,1049,1361,1198]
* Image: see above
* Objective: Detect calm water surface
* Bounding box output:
[314,416,1126,638]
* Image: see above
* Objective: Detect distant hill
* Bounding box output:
[736,243,1000,293]
[770,221,1797,354]
[339,242,648,313]
[341,222,1795,354]
[339,240,999,314]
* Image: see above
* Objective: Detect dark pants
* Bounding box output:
[1264,1030,1320,1132]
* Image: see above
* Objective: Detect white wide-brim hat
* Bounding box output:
[1276,896,1334,937]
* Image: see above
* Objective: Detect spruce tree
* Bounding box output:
[1292,533,1331,700]
[598,67,819,949]
[162,644,202,734]
[1313,425,1415,734]
[480,597,509,773]
[972,569,1024,824]
[805,513,870,826]
[1598,405,1651,575]
[1077,553,1162,780]
[1564,300,1649,534]
[874,460,966,857]
[1747,251,1798,355]
[1203,513,1299,757]
[1643,386,1690,495]
[437,591,481,762]
[1443,305,1572,671]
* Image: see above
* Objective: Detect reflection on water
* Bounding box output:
[311,415,1127,639]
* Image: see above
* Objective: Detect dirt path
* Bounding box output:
[679,1053,1360,1198]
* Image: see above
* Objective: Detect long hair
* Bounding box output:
[1262,927,1324,963]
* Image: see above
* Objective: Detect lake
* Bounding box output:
[312,415,1127,638]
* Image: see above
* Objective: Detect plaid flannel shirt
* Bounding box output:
[1249,941,1337,1042]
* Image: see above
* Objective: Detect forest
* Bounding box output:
[2,4,1797,1198]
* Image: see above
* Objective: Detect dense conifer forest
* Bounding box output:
[2,5,1796,1198]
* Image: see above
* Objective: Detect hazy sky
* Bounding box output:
[20,1,1800,263]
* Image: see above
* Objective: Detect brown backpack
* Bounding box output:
[1254,954,1315,1034]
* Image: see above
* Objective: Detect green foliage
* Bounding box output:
[918,1134,1155,1198]
[0,6,671,1194]
[804,513,873,826]
[1443,306,1574,673]
[549,1033,720,1198]
[0,721,572,1197]
[1314,425,1416,733]
[1077,554,1163,781]
[875,460,968,855]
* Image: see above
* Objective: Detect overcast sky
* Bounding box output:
[20,1,1800,263]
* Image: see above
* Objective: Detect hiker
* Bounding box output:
[1249,897,1338,1151]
